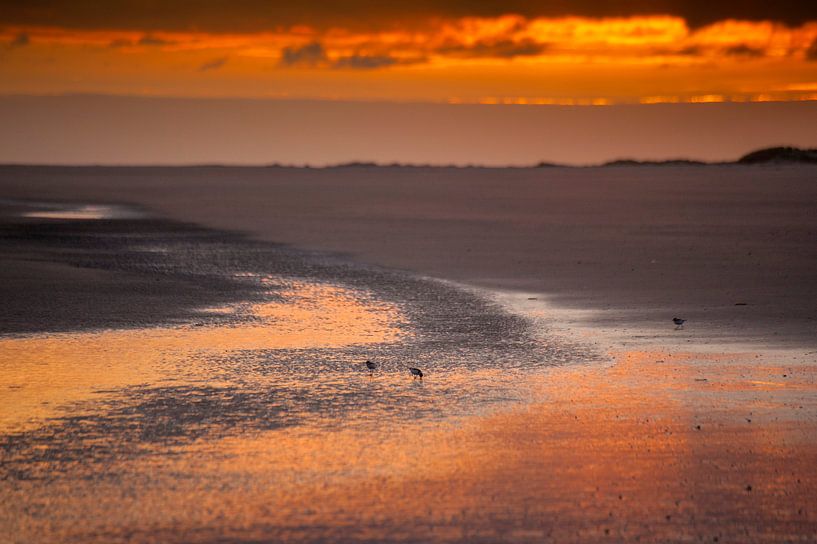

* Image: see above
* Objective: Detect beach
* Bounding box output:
[4,164,816,345]
[1,165,817,542]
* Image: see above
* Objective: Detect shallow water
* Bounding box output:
[5,202,816,543]
[7,200,145,220]
[0,278,404,433]
[0,205,598,542]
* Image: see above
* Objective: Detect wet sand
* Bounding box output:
[2,164,816,346]
[2,166,817,542]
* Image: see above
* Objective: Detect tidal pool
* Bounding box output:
[0,278,405,433]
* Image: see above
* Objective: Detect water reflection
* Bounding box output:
[0,279,404,433]
[3,203,817,541]
[1,202,602,542]
[4,346,816,543]
[20,203,143,220]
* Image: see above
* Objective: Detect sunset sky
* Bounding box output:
[2,1,817,104]
[2,2,817,165]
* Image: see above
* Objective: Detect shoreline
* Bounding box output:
[0,199,578,451]
[3,164,815,349]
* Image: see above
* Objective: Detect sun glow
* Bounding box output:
[1,15,817,103]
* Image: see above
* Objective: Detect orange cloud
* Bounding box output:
[2,16,817,103]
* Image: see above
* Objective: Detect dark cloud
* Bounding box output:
[437,39,547,59]
[199,56,228,71]
[0,1,814,32]
[279,45,419,70]
[138,34,172,46]
[677,45,702,56]
[808,39,817,61]
[332,54,398,69]
[331,54,425,69]
[723,44,765,58]
[9,31,29,47]
[279,42,327,67]
[108,38,133,48]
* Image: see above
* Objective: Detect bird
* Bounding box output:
[365,360,377,373]
[409,367,424,379]
[673,317,686,329]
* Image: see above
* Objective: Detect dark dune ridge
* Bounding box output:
[331,146,817,169]
[6,145,799,169]
[325,146,817,168]
[737,146,817,165]
[601,146,817,167]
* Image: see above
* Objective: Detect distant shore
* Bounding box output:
[3,145,817,169]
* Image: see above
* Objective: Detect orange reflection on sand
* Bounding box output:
[21,204,139,220]
[2,346,816,542]
[159,349,817,539]
[0,281,404,432]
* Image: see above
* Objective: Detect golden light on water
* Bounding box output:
[0,280,404,433]
[4,346,815,542]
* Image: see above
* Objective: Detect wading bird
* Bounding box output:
[409,367,423,379]
[673,317,686,329]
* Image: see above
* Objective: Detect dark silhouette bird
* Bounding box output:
[409,367,423,379]
[365,360,377,373]
[673,317,686,329]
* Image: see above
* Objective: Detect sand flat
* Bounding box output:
[2,164,816,346]
[3,347,815,542]
[2,165,817,542]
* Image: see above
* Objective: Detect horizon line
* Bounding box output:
[1,151,815,170]
[4,92,817,107]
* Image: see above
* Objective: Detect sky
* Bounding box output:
[1,2,816,164]
[2,95,816,166]
[2,1,817,104]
